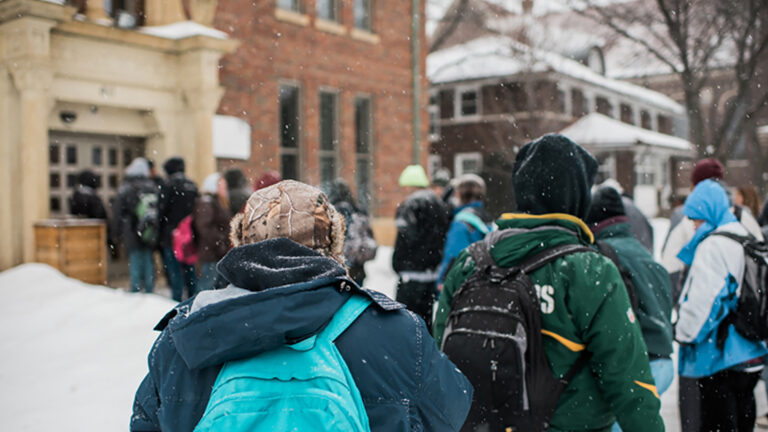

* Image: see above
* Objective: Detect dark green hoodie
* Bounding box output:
[433,135,663,432]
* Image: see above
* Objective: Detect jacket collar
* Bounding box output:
[499,212,594,244]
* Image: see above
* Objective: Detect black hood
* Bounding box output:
[163,157,185,175]
[161,238,356,370]
[224,168,249,189]
[512,134,598,220]
[586,186,626,226]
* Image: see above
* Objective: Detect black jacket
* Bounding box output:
[111,176,157,250]
[69,185,107,219]
[130,238,473,432]
[158,173,198,248]
[392,189,451,273]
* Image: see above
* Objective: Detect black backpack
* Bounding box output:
[595,241,640,313]
[710,232,768,344]
[441,235,592,432]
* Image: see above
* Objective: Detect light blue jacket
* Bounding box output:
[675,180,767,378]
[437,202,492,284]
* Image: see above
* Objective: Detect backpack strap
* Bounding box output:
[455,210,491,235]
[319,294,373,342]
[709,231,754,243]
[734,205,743,222]
[518,244,595,275]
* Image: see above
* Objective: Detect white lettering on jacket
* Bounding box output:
[535,284,555,314]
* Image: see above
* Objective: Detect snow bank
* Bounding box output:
[138,21,229,40]
[0,264,175,431]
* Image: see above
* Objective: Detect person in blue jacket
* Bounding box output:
[675,179,768,431]
[130,180,473,432]
[437,174,494,288]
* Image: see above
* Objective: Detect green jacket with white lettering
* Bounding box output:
[433,214,663,432]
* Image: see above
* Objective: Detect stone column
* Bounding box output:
[144,0,187,26]
[189,0,219,26]
[2,17,55,263]
[178,49,228,183]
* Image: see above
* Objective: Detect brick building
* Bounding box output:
[427,0,693,217]
[213,0,429,221]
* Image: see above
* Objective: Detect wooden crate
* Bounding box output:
[34,219,107,285]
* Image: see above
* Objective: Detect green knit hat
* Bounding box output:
[398,165,430,187]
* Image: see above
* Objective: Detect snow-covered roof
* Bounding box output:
[758,125,768,135]
[213,115,251,160]
[560,113,693,151]
[138,21,229,40]
[428,35,684,114]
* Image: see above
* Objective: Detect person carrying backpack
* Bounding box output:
[322,178,378,285]
[393,165,452,332]
[130,180,473,432]
[158,157,199,302]
[112,158,158,293]
[675,179,768,431]
[433,134,663,432]
[585,186,675,431]
[437,174,494,288]
[192,173,232,292]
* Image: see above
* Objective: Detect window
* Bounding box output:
[571,88,587,117]
[457,88,479,117]
[596,96,613,117]
[454,152,482,176]
[428,91,440,141]
[355,96,373,209]
[279,84,301,180]
[640,110,652,130]
[657,114,672,135]
[319,91,338,184]
[48,133,144,216]
[277,0,301,12]
[620,104,634,125]
[439,89,454,119]
[317,0,338,21]
[354,0,372,31]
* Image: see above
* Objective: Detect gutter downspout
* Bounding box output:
[411,0,421,164]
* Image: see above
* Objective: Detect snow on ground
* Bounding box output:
[0,264,175,431]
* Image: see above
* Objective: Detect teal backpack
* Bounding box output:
[194,294,373,432]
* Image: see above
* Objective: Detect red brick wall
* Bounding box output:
[214,0,429,218]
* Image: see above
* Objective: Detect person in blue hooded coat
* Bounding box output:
[436,174,493,287]
[675,179,768,431]
[130,180,473,432]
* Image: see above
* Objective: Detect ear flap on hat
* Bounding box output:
[229,212,246,248]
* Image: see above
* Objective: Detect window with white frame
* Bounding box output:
[428,92,440,141]
[457,88,479,117]
[319,90,339,184]
[635,154,656,186]
[428,154,442,180]
[454,152,482,176]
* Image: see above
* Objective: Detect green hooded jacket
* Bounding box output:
[593,221,674,358]
[433,214,664,432]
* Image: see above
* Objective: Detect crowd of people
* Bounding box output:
[69,137,766,431]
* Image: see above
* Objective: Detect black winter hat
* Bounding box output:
[585,186,626,226]
[163,157,185,175]
[78,170,99,189]
[223,168,248,189]
[512,134,598,220]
